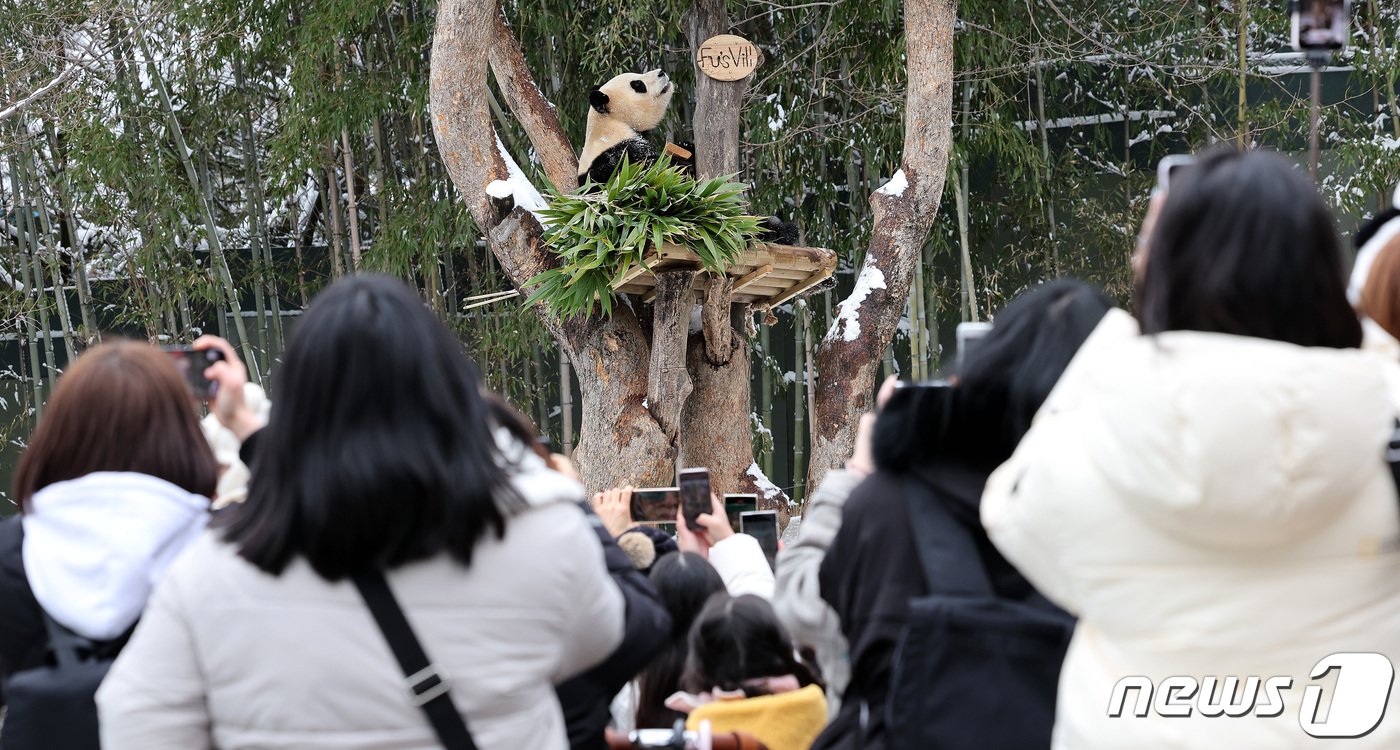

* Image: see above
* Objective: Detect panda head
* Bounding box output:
[588,69,673,133]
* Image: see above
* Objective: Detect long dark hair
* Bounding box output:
[1137,146,1361,348]
[684,594,820,697]
[875,279,1113,473]
[635,552,727,728]
[14,340,218,506]
[219,275,520,581]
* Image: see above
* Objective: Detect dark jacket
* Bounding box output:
[557,505,672,750]
[0,516,45,705]
[812,461,1058,750]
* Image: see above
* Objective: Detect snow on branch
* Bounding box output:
[489,134,550,228]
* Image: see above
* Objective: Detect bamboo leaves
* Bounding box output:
[525,156,763,319]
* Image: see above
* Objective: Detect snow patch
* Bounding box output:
[876,169,907,197]
[747,462,782,501]
[493,135,551,228]
[832,266,887,342]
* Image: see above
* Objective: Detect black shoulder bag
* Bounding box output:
[885,478,1074,750]
[0,615,127,750]
[353,570,478,750]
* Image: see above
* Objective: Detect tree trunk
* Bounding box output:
[807,0,957,494]
[431,0,788,498]
[678,0,788,507]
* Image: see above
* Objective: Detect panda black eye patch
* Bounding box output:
[630,80,647,94]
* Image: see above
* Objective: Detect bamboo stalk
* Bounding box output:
[1237,0,1249,148]
[235,55,270,362]
[5,149,45,417]
[957,82,979,323]
[759,322,773,478]
[1032,51,1060,275]
[532,346,549,439]
[21,148,77,363]
[792,300,808,506]
[138,29,261,384]
[44,125,96,345]
[340,126,363,271]
[18,159,58,388]
[559,347,575,456]
[324,157,346,279]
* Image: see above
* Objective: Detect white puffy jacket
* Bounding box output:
[983,310,1400,749]
[97,441,624,750]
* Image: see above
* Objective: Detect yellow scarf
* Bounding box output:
[685,684,828,750]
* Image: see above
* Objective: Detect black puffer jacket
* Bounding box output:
[0,516,46,705]
[811,384,1065,750]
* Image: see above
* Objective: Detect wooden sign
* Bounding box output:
[696,34,762,81]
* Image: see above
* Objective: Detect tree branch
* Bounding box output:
[430,0,509,230]
[489,8,578,193]
[807,0,956,493]
[0,66,80,123]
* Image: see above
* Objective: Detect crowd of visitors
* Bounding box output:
[2,145,1400,749]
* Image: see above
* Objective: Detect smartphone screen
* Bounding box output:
[1156,154,1195,194]
[677,468,711,533]
[955,322,992,369]
[161,345,224,400]
[724,493,757,529]
[630,488,680,524]
[741,510,779,570]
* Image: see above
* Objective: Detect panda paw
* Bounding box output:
[758,215,799,246]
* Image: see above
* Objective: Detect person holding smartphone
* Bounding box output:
[98,275,626,750]
[0,341,219,748]
[674,492,774,600]
[983,148,1400,749]
[812,279,1112,750]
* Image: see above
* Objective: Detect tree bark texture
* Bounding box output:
[489,7,576,194]
[686,0,746,180]
[647,269,697,442]
[807,0,956,494]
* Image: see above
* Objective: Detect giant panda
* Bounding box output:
[577,69,679,187]
[577,68,799,245]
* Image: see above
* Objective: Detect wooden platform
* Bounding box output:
[613,242,836,307]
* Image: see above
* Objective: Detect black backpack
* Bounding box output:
[0,614,128,750]
[885,478,1074,750]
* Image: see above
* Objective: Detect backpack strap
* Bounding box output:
[902,476,995,597]
[352,569,477,750]
[40,614,91,668]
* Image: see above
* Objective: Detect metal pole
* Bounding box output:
[1308,51,1330,181]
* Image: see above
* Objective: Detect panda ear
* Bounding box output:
[589,88,610,115]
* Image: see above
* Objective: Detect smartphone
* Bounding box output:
[630,487,680,524]
[955,322,992,369]
[677,468,711,533]
[724,493,757,529]
[741,510,779,570]
[161,345,225,400]
[1291,0,1350,51]
[1156,154,1195,194]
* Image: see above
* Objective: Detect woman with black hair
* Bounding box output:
[671,594,826,750]
[622,551,727,730]
[97,275,626,750]
[811,279,1113,750]
[983,148,1400,748]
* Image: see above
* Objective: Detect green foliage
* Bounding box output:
[525,156,763,319]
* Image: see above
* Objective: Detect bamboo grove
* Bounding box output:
[2,0,1399,504]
